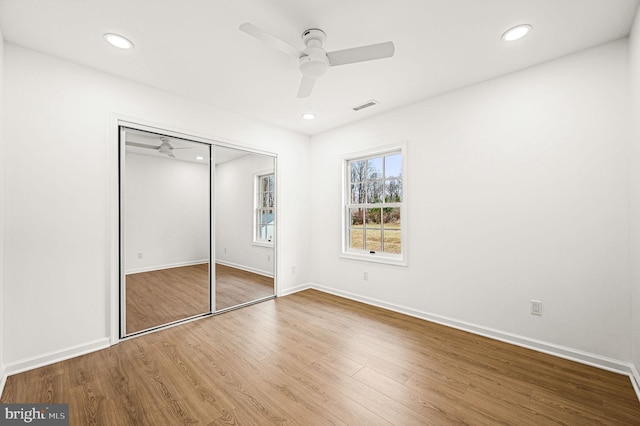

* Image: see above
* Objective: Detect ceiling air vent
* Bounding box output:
[352,100,378,112]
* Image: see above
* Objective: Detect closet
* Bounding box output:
[119,125,276,337]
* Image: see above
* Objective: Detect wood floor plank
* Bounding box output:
[184,336,294,425]
[404,368,469,397]
[3,289,640,425]
[261,295,417,385]
[152,340,237,419]
[261,357,392,426]
[528,388,609,425]
[308,358,438,425]
[225,314,393,425]
[353,366,474,425]
[603,396,640,424]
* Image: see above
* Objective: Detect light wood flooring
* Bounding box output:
[125,264,274,334]
[3,289,640,425]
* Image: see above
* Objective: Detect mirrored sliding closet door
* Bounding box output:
[119,126,276,337]
[120,127,212,336]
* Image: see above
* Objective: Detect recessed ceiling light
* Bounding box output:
[501,24,532,42]
[301,113,315,120]
[196,156,204,160]
[104,33,134,49]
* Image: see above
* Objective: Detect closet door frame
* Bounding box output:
[114,119,277,341]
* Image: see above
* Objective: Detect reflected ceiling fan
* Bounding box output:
[239,23,395,98]
[126,137,193,158]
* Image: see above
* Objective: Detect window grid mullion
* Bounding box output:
[346,150,402,257]
[380,156,384,252]
[362,207,367,251]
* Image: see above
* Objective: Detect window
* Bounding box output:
[255,173,275,244]
[343,145,406,265]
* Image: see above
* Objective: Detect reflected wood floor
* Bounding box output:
[126,264,210,334]
[215,264,274,311]
[3,290,640,425]
[126,264,274,334]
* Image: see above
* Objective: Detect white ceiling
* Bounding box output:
[1,0,638,135]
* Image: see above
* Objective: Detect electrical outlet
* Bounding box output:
[224,247,227,254]
[363,271,369,281]
[137,252,142,259]
[531,300,542,316]
[291,266,296,274]
[267,254,271,262]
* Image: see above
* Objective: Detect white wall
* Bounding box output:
[125,153,209,273]
[0,25,6,389]
[215,153,275,276]
[309,39,633,362]
[2,43,310,368]
[629,7,640,380]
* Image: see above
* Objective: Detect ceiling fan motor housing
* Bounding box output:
[299,50,329,77]
[299,28,330,77]
[158,138,173,154]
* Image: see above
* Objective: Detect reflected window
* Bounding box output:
[255,173,275,244]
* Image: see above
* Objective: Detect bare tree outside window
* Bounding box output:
[346,151,402,255]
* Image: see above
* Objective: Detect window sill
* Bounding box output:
[252,241,274,248]
[340,251,407,267]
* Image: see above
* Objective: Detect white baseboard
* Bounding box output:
[631,365,640,402]
[3,338,110,378]
[215,260,273,278]
[303,283,639,397]
[126,259,209,275]
[277,282,311,297]
[0,365,6,399]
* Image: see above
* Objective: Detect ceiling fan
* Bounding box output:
[239,23,395,98]
[126,137,193,158]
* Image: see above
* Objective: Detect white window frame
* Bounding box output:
[341,142,407,266]
[254,171,275,247]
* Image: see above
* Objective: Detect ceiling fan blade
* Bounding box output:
[327,41,395,67]
[126,142,160,150]
[171,147,195,150]
[297,75,316,98]
[239,23,301,58]
[168,152,176,158]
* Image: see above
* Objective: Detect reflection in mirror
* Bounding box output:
[122,128,211,335]
[214,146,275,310]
